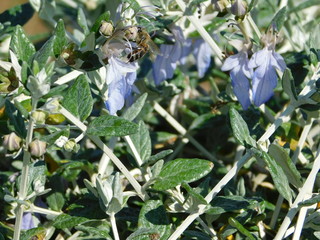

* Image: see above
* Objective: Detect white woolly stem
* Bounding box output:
[247,14,262,39]
[28,205,62,216]
[98,137,117,176]
[54,70,83,85]
[124,135,143,166]
[270,118,314,229]
[59,107,149,201]
[196,217,218,239]
[168,152,252,240]
[292,204,315,240]
[258,104,296,143]
[13,99,38,240]
[153,102,217,163]
[274,146,320,240]
[110,212,120,240]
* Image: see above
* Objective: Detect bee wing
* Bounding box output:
[148,40,160,55]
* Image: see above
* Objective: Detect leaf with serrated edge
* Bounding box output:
[33,37,55,69]
[153,158,213,191]
[61,75,93,121]
[10,25,35,64]
[53,19,68,56]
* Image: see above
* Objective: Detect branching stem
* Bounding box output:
[13,99,38,240]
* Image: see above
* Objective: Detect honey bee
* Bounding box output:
[99,22,159,62]
[126,26,160,62]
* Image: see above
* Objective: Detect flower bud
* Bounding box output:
[99,21,114,37]
[231,0,247,18]
[41,97,62,113]
[64,139,80,153]
[3,132,22,151]
[55,136,68,148]
[26,69,50,99]
[212,0,229,12]
[29,139,47,158]
[31,110,48,124]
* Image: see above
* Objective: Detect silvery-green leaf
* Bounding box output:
[83,179,98,198]
[77,8,89,36]
[129,121,151,163]
[269,143,303,189]
[229,107,256,147]
[61,75,93,121]
[46,192,65,211]
[282,69,298,101]
[122,93,148,121]
[150,160,164,178]
[153,158,213,191]
[138,200,171,240]
[10,25,35,64]
[52,214,88,229]
[53,19,68,56]
[253,149,293,203]
[87,115,138,137]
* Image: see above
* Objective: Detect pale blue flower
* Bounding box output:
[22,212,34,230]
[248,47,286,106]
[105,57,138,115]
[179,39,192,65]
[152,44,181,85]
[153,27,184,85]
[221,51,252,109]
[192,39,212,78]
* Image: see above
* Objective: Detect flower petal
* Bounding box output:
[193,39,211,78]
[221,54,241,71]
[271,52,286,72]
[248,48,269,69]
[230,68,251,109]
[153,44,177,85]
[105,76,128,115]
[180,39,192,65]
[21,212,35,230]
[252,64,278,106]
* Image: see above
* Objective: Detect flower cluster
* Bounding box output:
[221,30,286,109]
[153,27,212,85]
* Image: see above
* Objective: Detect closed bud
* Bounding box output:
[212,0,229,12]
[31,110,48,124]
[3,132,22,151]
[42,97,62,113]
[231,0,247,17]
[29,139,47,157]
[27,69,50,99]
[99,21,114,37]
[64,139,80,153]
